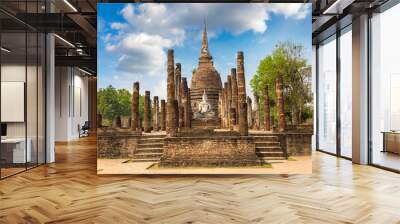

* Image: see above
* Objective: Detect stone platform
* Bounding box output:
[160,130,261,167]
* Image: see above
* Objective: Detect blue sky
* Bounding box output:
[98,3,311,100]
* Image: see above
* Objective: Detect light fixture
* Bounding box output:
[1,47,11,53]
[63,0,78,12]
[54,34,75,48]
[78,67,93,76]
[322,0,355,15]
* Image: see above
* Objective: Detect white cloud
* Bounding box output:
[152,79,167,101]
[110,22,128,30]
[266,4,310,19]
[106,33,172,76]
[102,3,310,78]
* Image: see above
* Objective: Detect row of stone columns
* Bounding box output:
[129,81,167,133]
[219,52,249,135]
[166,49,192,136]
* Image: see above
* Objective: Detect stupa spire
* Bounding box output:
[201,18,210,58]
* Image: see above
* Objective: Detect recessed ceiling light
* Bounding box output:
[54,34,75,48]
[78,67,93,76]
[63,0,78,12]
[1,47,11,53]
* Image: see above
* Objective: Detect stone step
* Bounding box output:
[135,148,163,154]
[256,149,283,154]
[252,136,279,141]
[134,152,163,159]
[137,143,164,148]
[256,151,285,157]
[140,135,166,139]
[139,137,165,142]
[254,142,280,147]
[255,146,282,151]
[260,157,286,160]
[131,158,160,162]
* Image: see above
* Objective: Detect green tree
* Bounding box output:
[97,85,146,126]
[251,42,312,128]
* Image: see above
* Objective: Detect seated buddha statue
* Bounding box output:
[194,90,215,119]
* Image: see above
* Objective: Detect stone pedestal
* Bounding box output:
[160,135,261,167]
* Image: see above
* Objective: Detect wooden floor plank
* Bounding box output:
[0,135,399,223]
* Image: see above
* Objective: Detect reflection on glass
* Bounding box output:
[371,3,400,171]
[318,36,337,154]
[340,28,352,158]
[1,31,27,177]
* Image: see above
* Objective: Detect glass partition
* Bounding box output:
[370,3,400,171]
[339,26,352,158]
[317,35,337,154]
[0,1,46,179]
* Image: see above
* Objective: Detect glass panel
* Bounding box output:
[38,32,45,165]
[1,30,28,177]
[340,27,352,158]
[371,4,400,171]
[317,36,337,154]
[27,31,38,169]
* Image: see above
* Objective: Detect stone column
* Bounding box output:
[160,100,166,131]
[223,82,229,128]
[253,93,260,130]
[229,108,236,130]
[182,78,191,128]
[179,106,184,128]
[220,89,225,128]
[187,88,192,128]
[276,76,285,132]
[166,49,176,134]
[218,90,223,121]
[230,68,239,121]
[237,51,248,135]
[127,116,132,129]
[238,102,248,135]
[247,96,252,129]
[175,63,182,105]
[131,82,140,131]
[172,100,179,136]
[113,116,121,128]
[153,96,159,131]
[263,86,270,131]
[97,114,102,128]
[143,91,151,133]
[227,75,233,127]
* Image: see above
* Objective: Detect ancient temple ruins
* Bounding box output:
[190,24,222,129]
[98,22,312,168]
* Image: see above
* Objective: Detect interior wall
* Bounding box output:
[1,64,39,138]
[55,67,89,141]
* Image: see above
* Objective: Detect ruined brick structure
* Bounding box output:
[190,23,222,128]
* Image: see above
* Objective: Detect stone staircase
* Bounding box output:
[251,134,287,161]
[132,135,165,162]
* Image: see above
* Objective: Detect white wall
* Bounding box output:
[55,67,89,141]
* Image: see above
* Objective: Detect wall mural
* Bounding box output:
[97,3,313,174]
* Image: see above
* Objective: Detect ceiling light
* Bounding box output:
[323,0,355,15]
[1,47,11,53]
[78,67,93,76]
[63,0,78,12]
[54,34,75,48]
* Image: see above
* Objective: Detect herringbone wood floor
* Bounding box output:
[1,136,400,224]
